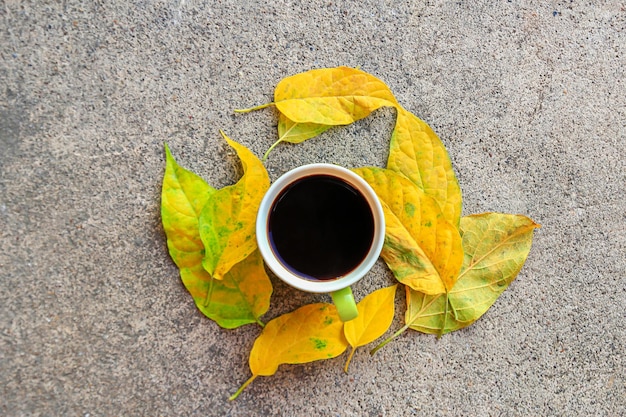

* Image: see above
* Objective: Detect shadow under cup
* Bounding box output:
[256,164,385,321]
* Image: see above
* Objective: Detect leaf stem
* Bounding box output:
[344,347,356,373]
[369,322,411,356]
[234,103,274,113]
[229,375,258,401]
[262,139,284,161]
[438,292,450,339]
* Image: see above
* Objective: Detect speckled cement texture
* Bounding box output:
[1,1,625,416]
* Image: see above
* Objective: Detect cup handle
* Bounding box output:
[331,287,358,322]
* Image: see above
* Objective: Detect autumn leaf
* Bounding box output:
[271,66,399,125]
[161,142,216,310]
[387,108,462,227]
[448,213,541,323]
[237,67,399,158]
[230,303,348,400]
[372,213,539,349]
[161,144,271,328]
[353,167,463,294]
[404,214,540,335]
[162,143,216,259]
[199,132,270,280]
[343,285,397,373]
[199,250,272,328]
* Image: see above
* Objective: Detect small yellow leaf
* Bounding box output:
[231,303,348,399]
[353,167,463,294]
[273,66,399,125]
[387,109,462,228]
[277,113,333,144]
[343,285,398,372]
[263,113,333,159]
[199,132,270,280]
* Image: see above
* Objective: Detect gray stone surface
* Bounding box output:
[1,1,625,416]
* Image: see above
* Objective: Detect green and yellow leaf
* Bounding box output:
[198,250,272,329]
[161,143,216,259]
[199,132,270,280]
[404,213,540,335]
[343,285,397,373]
[353,167,463,294]
[161,145,271,328]
[263,114,333,160]
[449,213,541,322]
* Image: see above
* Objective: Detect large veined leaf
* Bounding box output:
[449,213,541,322]
[403,213,540,336]
[161,144,271,328]
[199,132,270,280]
[230,303,348,400]
[354,167,463,294]
[238,67,399,158]
[162,143,216,258]
[387,108,462,228]
[161,143,216,306]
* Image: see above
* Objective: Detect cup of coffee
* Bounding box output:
[256,164,385,322]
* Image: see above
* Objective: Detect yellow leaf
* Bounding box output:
[343,285,397,373]
[403,213,540,336]
[231,303,348,399]
[161,143,216,313]
[273,66,399,125]
[353,167,463,294]
[387,109,462,227]
[199,132,270,280]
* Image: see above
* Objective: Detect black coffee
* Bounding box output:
[268,175,375,281]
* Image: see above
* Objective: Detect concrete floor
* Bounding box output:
[1,1,624,415]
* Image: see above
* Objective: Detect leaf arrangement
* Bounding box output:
[161,67,540,400]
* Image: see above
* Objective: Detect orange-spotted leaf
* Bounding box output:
[230,303,348,399]
[343,285,397,373]
[387,108,462,228]
[199,132,270,280]
[353,167,463,294]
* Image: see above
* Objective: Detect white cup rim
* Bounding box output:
[256,163,385,293]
